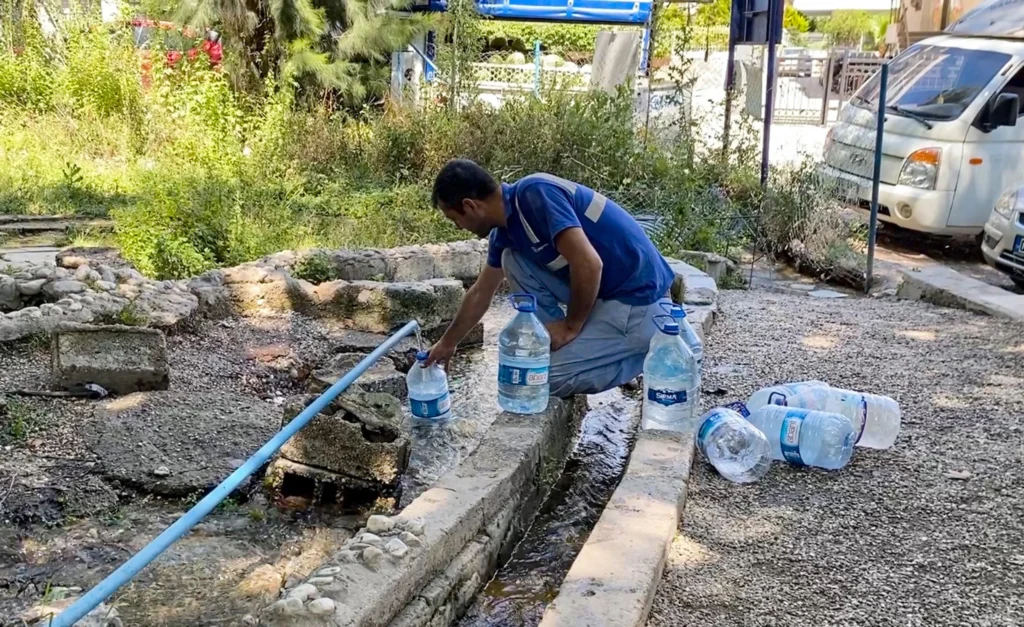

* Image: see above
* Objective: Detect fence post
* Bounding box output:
[866,62,889,294]
[820,55,834,126]
[533,40,541,96]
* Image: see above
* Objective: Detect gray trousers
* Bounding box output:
[502,248,669,398]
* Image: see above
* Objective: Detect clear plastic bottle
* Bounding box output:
[785,387,901,450]
[642,316,700,431]
[498,293,551,415]
[746,380,828,413]
[663,303,703,371]
[747,405,855,470]
[696,407,772,483]
[407,351,452,421]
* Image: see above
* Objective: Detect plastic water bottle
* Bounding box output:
[642,316,700,431]
[407,351,452,421]
[663,303,703,371]
[696,407,772,483]
[498,293,550,415]
[746,380,828,413]
[784,387,901,450]
[747,405,855,470]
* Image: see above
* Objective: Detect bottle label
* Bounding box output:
[647,388,687,407]
[498,365,549,386]
[696,409,729,456]
[724,401,750,418]
[410,391,451,419]
[780,410,805,466]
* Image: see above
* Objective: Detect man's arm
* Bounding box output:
[425,264,505,367]
[548,227,602,351]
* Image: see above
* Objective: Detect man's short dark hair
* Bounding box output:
[432,159,499,213]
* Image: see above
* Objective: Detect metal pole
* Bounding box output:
[760,0,783,186]
[723,0,742,159]
[534,39,542,96]
[820,55,834,126]
[866,62,889,294]
[51,320,422,627]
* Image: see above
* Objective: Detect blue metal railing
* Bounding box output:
[51,320,421,627]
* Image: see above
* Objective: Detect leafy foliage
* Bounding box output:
[821,10,875,46]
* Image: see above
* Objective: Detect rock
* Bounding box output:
[152,466,171,477]
[309,352,407,399]
[317,566,342,577]
[382,245,437,282]
[98,266,117,284]
[94,280,116,292]
[57,247,129,271]
[337,550,359,563]
[366,514,395,534]
[242,614,258,626]
[307,576,334,586]
[278,390,410,485]
[222,263,271,284]
[362,546,384,568]
[91,391,279,496]
[308,597,336,616]
[272,596,304,615]
[384,537,408,558]
[42,279,88,300]
[945,469,973,480]
[358,532,382,546]
[74,264,93,281]
[51,324,169,395]
[329,249,387,281]
[400,531,422,547]
[287,583,319,601]
[397,516,425,536]
[0,274,20,310]
[131,287,200,329]
[32,265,55,280]
[17,278,47,296]
[20,598,121,627]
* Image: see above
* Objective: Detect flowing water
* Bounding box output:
[457,389,641,627]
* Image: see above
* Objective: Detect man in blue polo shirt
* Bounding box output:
[425,159,676,397]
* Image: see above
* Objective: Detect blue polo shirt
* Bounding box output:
[486,173,674,307]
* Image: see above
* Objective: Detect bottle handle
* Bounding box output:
[509,293,537,311]
[660,301,686,318]
[653,314,676,333]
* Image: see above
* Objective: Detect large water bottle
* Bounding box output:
[784,387,901,450]
[407,351,452,421]
[696,407,772,483]
[663,303,703,371]
[747,405,855,470]
[498,293,551,415]
[642,316,700,431]
[746,380,828,413]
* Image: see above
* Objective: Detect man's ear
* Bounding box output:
[461,198,477,215]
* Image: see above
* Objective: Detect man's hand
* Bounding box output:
[424,339,457,368]
[546,320,580,352]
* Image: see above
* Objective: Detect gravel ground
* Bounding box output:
[648,290,1024,627]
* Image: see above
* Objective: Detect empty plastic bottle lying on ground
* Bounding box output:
[696,407,772,483]
[747,405,855,470]
[744,381,901,450]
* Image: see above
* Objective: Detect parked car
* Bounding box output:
[981,185,1024,289]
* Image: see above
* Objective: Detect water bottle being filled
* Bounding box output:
[696,407,772,483]
[663,303,703,371]
[747,405,855,470]
[642,315,700,431]
[498,293,551,415]
[784,387,901,450]
[407,351,452,421]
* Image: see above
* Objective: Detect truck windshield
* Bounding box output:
[852,45,1011,121]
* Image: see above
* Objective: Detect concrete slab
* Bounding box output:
[897,266,1024,323]
[538,429,696,627]
[51,324,169,394]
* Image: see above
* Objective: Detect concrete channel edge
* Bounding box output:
[896,266,1024,324]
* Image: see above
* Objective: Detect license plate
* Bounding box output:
[1015,236,1024,254]
[833,177,860,203]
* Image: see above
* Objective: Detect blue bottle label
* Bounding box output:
[697,409,729,456]
[780,409,806,466]
[410,391,451,419]
[724,401,750,418]
[647,388,687,407]
[498,365,549,386]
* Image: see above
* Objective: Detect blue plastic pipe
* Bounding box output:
[52,320,421,627]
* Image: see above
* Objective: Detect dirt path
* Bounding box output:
[649,289,1024,627]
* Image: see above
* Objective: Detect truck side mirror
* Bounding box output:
[990,93,1020,129]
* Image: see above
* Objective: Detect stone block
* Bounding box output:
[384,246,438,282]
[424,240,487,284]
[51,324,169,394]
[228,279,315,316]
[0,274,20,310]
[279,390,410,485]
[309,352,407,399]
[318,280,464,334]
[330,249,387,281]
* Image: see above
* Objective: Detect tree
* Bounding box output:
[784,6,809,33]
[694,0,729,28]
[822,10,874,47]
[175,0,431,103]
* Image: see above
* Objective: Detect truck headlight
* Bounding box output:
[994,190,1019,219]
[898,148,941,190]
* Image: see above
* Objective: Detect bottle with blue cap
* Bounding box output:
[696,407,772,483]
[407,350,452,421]
[642,314,700,431]
[662,302,703,371]
[498,293,551,415]
[747,405,854,470]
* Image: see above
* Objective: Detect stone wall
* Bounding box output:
[0,241,489,343]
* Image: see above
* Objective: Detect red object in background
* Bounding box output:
[132,17,222,87]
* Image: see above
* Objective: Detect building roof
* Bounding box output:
[792,0,892,14]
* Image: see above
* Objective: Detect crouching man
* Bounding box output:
[425,159,676,397]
